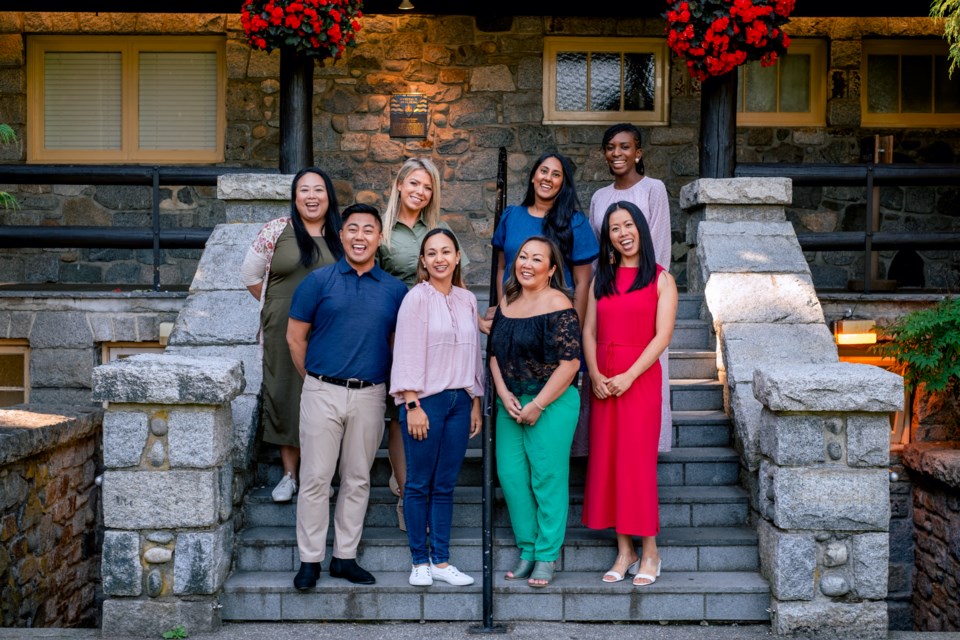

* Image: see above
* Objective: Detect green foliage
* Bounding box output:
[932,0,960,78]
[161,626,188,639]
[0,123,16,209]
[874,296,960,393]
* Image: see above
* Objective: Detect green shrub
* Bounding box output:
[0,123,16,209]
[874,296,960,393]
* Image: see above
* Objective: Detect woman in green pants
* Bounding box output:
[488,235,582,588]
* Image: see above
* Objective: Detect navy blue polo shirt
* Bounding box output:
[289,257,407,384]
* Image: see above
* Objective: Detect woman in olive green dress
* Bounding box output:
[240,167,343,502]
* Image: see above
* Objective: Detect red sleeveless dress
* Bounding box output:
[582,266,662,536]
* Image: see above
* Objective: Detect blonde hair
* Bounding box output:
[382,157,442,250]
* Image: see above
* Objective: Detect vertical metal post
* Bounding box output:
[469,146,508,635]
[863,164,874,294]
[152,167,161,292]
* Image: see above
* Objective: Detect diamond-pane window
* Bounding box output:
[543,37,668,125]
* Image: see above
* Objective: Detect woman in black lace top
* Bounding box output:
[489,236,582,588]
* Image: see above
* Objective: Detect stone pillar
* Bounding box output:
[753,363,903,639]
[92,353,244,637]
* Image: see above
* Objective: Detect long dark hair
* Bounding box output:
[594,201,657,300]
[416,227,464,288]
[601,123,645,177]
[503,235,572,304]
[290,166,343,267]
[520,153,580,262]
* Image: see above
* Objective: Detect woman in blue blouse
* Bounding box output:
[492,153,599,325]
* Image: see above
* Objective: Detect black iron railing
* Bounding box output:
[0,165,277,291]
[735,163,960,293]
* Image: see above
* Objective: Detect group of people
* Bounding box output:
[239,122,678,591]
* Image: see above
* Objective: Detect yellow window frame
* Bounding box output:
[0,340,30,406]
[861,39,960,128]
[736,39,827,127]
[543,37,670,126]
[26,35,226,164]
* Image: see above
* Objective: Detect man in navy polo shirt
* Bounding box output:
[287,203,407,589]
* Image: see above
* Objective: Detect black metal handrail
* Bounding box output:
[736,162,960,292]
[0,165,277,291]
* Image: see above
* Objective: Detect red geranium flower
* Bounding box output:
[663,0,793,81]
[241,0,363,60]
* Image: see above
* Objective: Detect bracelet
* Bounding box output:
[532,399,547,411]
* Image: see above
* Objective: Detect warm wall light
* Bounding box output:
[834,319,878,345]
[398,0,414,8]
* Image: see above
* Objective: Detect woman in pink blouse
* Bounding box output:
[390,228,484,587]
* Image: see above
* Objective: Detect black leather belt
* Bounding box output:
[307,371,376,389]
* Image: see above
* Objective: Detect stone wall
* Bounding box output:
[0,405,103,628]
[0,290,186,406]
[1,13,958,289]
[901,442,960,631]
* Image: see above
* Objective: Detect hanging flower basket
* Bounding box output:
[663,0,795,82]
[240,0,363,61]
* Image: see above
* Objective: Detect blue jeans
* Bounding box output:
[400,388,472,565]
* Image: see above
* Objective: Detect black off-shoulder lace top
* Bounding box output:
[489,306,581,397]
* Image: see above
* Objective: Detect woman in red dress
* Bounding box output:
[581,200,678,586]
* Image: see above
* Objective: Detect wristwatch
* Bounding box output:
[406,399,420,410]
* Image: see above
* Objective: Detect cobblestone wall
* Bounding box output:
[901,442,960,631]
[0,406,103,628]
[1,14,958,289]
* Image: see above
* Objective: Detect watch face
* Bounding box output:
[407,401,417,409]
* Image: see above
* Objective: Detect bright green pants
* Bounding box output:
[496,385,579,562]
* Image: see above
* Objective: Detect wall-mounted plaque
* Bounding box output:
[390,93,428,138]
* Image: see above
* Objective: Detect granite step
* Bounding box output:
[221,568,770,623]
[241,483,750,531]
[670,319,715,350]
[232,524,760,575]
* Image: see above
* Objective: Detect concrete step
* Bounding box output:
[676,293,705,320]
[669,349,718,380]
[670,378,724,412]
[671,410,731,448]
[232,524,760,575]
[670,319,715,350]
[242,483,749,532]
[258,441,741,490]
[221,568,770,622]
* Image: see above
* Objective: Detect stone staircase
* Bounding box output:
[220,292,771,623]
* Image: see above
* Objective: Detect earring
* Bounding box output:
[635,158,639,163]
[609,249,616,264]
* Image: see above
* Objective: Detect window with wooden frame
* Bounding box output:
[101,342,166,363]
[736,39,827,127]
[861,39,960,128]
[26,35,226,164]
[0,340,30,407]
[543,37,670,126]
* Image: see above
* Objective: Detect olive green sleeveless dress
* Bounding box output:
[261,224,335,447]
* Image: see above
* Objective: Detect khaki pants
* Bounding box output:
[296,376,386,563]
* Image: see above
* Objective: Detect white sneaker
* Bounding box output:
[430,563,474,586]
[271,473,297,502]
[409,564,432,586]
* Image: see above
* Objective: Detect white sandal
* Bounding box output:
[602,556,640,583]
[632,558,662,586]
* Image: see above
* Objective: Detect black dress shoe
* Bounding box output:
[329,557,376,584]
[293,561,321,590]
